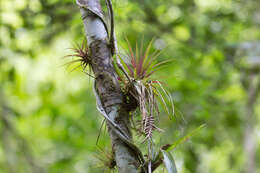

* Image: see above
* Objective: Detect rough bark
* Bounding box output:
[75,0,141,172]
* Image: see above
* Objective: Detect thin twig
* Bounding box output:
[105,0,115,55]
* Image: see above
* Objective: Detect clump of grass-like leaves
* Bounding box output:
[95,147,116,172]
[116,38,174,141]
[64,39,93,77]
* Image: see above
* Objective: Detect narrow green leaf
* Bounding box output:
[153,86,170,115]
[157,82,174,116]
[134,42,139,78]
[151,59,173,70]
[142,38,154,66]
[143,48,163,70]
[125,37,136,67]
[118,55,132,76]
[142,49,161,75]
[166,124,206,152]
[161,150,177,173]
[112,55,124,80]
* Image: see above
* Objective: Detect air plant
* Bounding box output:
[95,147,116,172]
[115,38,174,141]
[64,39,94,77]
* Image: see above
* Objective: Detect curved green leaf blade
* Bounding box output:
[166,124,206,152]
[161,150,177,173]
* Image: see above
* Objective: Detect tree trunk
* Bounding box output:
[75,0,141,172]
[243,74,259,173]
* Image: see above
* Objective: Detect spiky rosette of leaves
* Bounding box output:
[116,39,174,141]
[64,40,93,76]
[95,147,116,172]
[118,38,172,81]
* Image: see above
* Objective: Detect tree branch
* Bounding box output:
[75,0,144,172]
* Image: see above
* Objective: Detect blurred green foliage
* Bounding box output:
[0,0,260,173]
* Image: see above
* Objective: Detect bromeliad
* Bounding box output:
[115,38,174,141]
